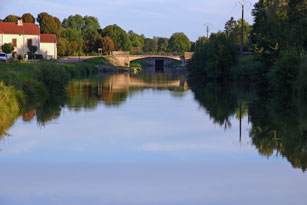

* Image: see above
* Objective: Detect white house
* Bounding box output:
[0,20,57,59]
[40,34,57,60]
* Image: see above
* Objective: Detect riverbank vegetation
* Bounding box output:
[188,0,307,172]
[188,0,307,97]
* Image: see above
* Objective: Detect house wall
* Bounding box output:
[40,42,57,60]
[1,34,40,55]
[0,34,2,50]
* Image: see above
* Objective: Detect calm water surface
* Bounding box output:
[0,72,306,205]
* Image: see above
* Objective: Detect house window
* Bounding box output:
[27,39,32,48]
[12,39,17,47]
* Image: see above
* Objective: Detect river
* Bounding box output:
[0,71,306,205]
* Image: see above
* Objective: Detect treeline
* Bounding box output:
[188,0,307,95]
[1,13,193,56]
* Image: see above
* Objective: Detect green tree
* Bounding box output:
[37,12,58,35]
[224,17,236,37]
[1,43,14,54]
[143,38,158,52]
[21,13,35,23]
[62,15,85,30]
[3,15,19,23]
[157,38,169,52]
[100,24,132,51]
[57,38,69,56]
[168,32,191,52]
[82,16,100,42]
[128,30,144,50]
[188,32,239,81]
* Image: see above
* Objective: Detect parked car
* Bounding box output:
[0,52,7,61]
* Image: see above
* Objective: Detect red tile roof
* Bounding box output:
[40,34,57,43]
[0,22,39,35]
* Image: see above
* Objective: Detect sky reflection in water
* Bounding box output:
[0,73,306,205]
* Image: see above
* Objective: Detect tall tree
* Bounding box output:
[21,13,35,23]
[100,25,132,51]
[37,12,58,35]
[62,15,85,30]
[128,30,144,50]
[82,16,100,42]
[168,32,191,52]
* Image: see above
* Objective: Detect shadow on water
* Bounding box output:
[188,77,307,172]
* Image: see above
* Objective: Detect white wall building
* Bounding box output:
[40,34,57,60]
[0,20,57,59]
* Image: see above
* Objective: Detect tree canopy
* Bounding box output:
[168,32,191,52]
[100,25,132,51]
[21,13,35,23]
[3,15,19,23]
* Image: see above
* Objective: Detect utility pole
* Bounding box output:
[238,0,251,56]
[240,3,244,56]
[206,25,209,39]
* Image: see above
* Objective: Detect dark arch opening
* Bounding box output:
[155,60,164,72]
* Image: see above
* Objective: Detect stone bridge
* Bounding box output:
[108,52,194,67]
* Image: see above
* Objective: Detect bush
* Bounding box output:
[1,43,14,54]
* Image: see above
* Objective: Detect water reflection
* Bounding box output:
[1,72,307,174]
[0,72,188,133]
[189,79,307,172]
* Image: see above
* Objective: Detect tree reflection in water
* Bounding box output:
[0,72,188,135]
[189,79,307,172]
[1,73,307,171]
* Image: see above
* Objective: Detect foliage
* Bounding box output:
[225,17,251,50]
[95,37,114,54]
[188,32,239,81]
[128,30,144,50]
[157,38,169,52]
[143,38,158,52]
[37,12,60,36]
[252,0,307,65]
[57,38,69,56]
[168,32,191,52]
[29,45,38,54]
[269,48,305,90]
[101,24,132,51]
[0,83,23,137]
[3,15,19,23]
[21,13,35,23]
[1,43,14,54]
[62,14,85,30]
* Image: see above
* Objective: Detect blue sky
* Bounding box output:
[1,0,258,41]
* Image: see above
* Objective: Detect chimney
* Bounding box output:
[17,19,23,26]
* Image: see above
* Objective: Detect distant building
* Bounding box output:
[132,47,140,53]
[0,20,57,59]
[40,34,57,60]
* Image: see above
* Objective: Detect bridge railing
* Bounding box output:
[130,52,184,56]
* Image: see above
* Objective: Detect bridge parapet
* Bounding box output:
[109,51,194,67]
